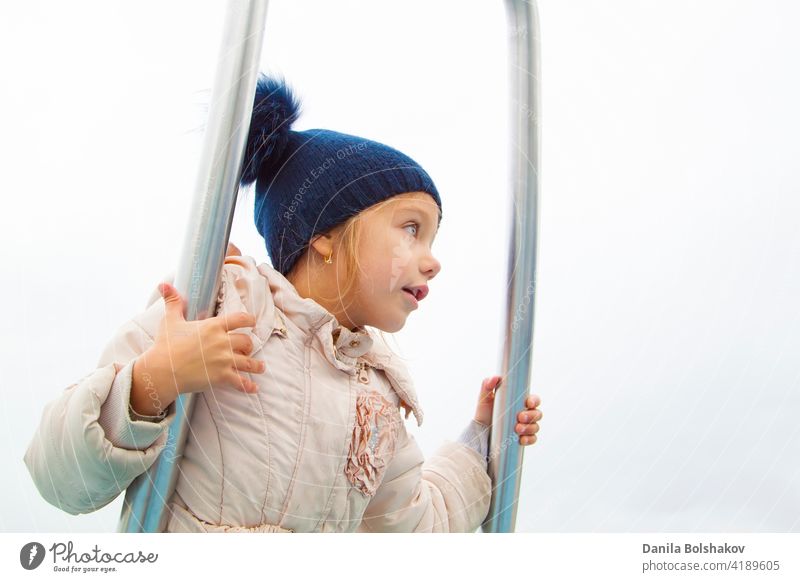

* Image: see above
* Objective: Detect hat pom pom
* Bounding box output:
[240,73,301,187]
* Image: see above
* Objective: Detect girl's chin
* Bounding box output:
[370,313,408,333]
[372,320,406,333]
[363,296,412,333]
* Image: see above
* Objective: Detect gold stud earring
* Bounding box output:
[324,250,333,264]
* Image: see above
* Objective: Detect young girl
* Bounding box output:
[24,74,543,533]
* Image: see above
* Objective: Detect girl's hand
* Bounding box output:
[474,375,543,446]
[130,282,265,415]
[226,242,242,257]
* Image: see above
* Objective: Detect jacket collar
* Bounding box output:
[221,256,424,426]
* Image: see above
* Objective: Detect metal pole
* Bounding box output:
[482,0,541,533]
[118,0,270,533]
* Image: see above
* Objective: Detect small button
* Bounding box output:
[349,340,360,347]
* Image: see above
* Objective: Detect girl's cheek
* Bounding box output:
[392,237,414,267]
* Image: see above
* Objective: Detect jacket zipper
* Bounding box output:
[356,360,370,384]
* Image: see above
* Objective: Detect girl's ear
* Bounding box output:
[309,233,333,259]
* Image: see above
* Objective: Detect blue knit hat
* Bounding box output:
[239,73,442,276]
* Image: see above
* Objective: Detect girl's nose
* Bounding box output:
[421,254,442,280]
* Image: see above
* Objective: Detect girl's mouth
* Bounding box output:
[401,285,429,302]
[402,288,419,307]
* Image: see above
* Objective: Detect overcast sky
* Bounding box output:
[1,0,799,533]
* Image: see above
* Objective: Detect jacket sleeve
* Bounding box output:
[23,276,178,516]
[358,420,493,533]
[457,419,490,461]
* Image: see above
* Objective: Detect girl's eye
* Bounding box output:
[403,223,419,237]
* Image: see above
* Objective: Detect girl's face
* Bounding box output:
[290,191,442,333]
[350,191,442,332]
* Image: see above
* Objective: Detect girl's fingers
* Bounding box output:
[479,376,501,402]
[221,311,257,332]
[228,332,254,356]
[517,409,543,423]
[515,394,542,446]
[231,373,258,393]
[232,353,266,374]
[516,422,540,436]
[526,394,541,409]
[482,376,502,391]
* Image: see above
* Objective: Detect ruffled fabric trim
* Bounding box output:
[345,391,399,497]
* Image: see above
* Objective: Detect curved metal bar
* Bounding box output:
[482,0,541,533]
[118,0,270,532]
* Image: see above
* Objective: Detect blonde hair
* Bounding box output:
[323,196,400,298]
[333,212,363,300]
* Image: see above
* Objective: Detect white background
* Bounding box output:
[1,0,798,533]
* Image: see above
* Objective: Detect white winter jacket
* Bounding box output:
[24,255,492,532]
